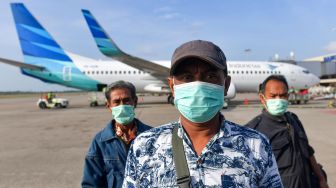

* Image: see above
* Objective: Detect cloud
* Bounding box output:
[154,6,182,20]
[324,41,336,52]
[159,12,181,20]
[153,6,172,13]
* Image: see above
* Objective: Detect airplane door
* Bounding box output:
[63,66,72,81]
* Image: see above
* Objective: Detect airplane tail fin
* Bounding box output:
[11,3,73,69]
[82,9,124,57]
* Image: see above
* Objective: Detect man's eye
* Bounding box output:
[206,73,219,81]
[182,75,193,81]
[123,98,130,103]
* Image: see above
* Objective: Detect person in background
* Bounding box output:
[81,80,152,188]
[246,75,328,188]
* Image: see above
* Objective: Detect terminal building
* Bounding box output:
[273,53,336,86]
[297,54,336,86]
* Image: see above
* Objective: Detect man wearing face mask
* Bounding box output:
[246,75,328,188]
[81,81,151,188]
[122,40,283,187]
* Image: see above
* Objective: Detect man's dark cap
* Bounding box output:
[170,40,227,75]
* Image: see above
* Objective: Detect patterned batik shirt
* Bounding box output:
[122,120,283,188]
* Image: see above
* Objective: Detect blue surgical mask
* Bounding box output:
[173,81,224,123]
[111,105,135,125]
[264,98,289,116]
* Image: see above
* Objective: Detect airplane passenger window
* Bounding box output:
[119,71,122,74]
[106,71,108,74]
[110,71,113,74]
[250,71,253,74]
[237,71,240,74]
[242,71,244,74]
[263,71,265,74]
[96,71,99,74]
[133,71,136,74]
[232,71,235,74]
[91,71,94,75]
[123,71,126,74]
[128,71,131,74]
[101,71,104,74]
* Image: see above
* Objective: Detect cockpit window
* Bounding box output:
[302,70,310,74]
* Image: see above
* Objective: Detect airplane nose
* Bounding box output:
[311,74,320,85]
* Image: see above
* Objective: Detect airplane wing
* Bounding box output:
[82,10,170,77]
[0,57,45,71]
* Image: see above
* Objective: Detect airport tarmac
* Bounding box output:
[0,92,335,188]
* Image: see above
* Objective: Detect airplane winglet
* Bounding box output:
[82,9,123,57]
[82,9,170,76]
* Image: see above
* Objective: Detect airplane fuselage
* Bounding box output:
[69,53,319,94]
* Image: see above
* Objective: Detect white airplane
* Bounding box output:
[0,3,320,104]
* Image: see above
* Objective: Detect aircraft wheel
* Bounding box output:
[90,101,98,107]
[39,102,47,109]
[167,95,174,105]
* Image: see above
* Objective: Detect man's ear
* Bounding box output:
[224,75,231,96]
[167,77,175,97]
[106,101,112,112]
[133,96,138,108]
[259,93,266,105]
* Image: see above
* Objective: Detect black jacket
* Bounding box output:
[246,110,314,188]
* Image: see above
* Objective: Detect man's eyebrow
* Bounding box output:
[174,70,193,76]
[205,68,219,73]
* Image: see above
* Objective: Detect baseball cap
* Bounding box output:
[170,40,227,75]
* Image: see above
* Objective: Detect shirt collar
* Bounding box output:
[101,118,145,142]
[177,113,231,142]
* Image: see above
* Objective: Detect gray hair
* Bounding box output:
[105,80,137,101]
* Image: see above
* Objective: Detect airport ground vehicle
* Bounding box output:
[88,92,106,107]
[37,97,69,109]
[288,88,309,104]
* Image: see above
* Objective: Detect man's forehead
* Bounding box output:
[265,80,288,92]
[110,88,131,98]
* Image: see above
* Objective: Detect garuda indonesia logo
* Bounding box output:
[267,64,278,71]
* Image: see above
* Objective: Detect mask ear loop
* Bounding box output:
[261,94,268,110]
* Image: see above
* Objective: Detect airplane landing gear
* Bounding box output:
[167,94,174,105]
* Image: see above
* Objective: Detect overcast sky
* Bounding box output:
[0,0,335,91]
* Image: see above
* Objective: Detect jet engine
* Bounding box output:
[226,83,236,99]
